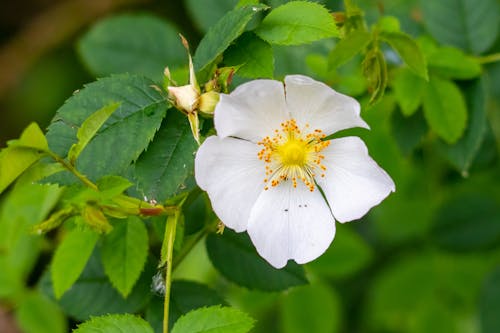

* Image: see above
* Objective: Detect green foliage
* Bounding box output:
[255,1,338,45]
[101,217,149,297]
[363,48,387,104]
[146,280,227,331]
[184,0,239,33]
[280,284,341,333]
[46,74,168,182]
[223,32,274,78]
[78,14,185,81]
[0,123,48,194]
[51,227,100,299]
[15,292,67,333]
[392,68,425,116]
[328,30,371,70]
[41,252,154,321]
[206,230,308,291]
[427,47,482,80]
[480,266,500,333]
[423,76,467,143]
[134,111,198,202]
[420,0,500,54]
[68,102,120,164]
[171,306,255,333]
[73,314,154,333]
[380,31,428,80]
[193,4,268,73]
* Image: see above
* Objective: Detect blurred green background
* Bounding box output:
[1,0,500,332]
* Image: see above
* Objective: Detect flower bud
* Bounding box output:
[168,85,199,114]
[198,91,220,116]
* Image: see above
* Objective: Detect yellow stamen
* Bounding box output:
[257,119,330,192]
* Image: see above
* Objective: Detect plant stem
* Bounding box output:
[162,210,180,333]
[477,53,500,65]
[47,151,98,190]
[172,223,211,270]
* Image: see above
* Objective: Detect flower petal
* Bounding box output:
[316,137,395,223]
[247,181,336,268]
[195,136,265,232]
[214,79,289,142]
[284,75,369,135]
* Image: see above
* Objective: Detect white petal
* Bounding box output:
[316,137,395,223]
[195,136,265,232]
[284,75,369,136]
[247,181,336,268]
[214,79,289,142]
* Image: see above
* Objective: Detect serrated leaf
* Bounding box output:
[381,31,428,80]
[68,102,120,164]
[9,122,49,151]
[427,46,482,80]
[255,1,338,45]
[185,0,240,33]
[420,0,500,54]
[223,32,274,78]
[146,280,227,331]
[40,250,154,321]
[171,306,255,333]
[15,292,67,333]
[328,30,371,70]
[392,67,425,116]
[101,217,148,297]
[423,76,467,144]
[96,175,133,199]
[51,228,99,299]
[78,14,185,81]
[193,4,268,72]
[206,229,307,291]
[442,79,488,175]
[46,74,168,183]
[280,284,341,333]
[134,111,198,202]
[73,314,153,333]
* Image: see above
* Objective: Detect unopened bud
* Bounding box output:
[168,85,200,114]
[199,91,220,116]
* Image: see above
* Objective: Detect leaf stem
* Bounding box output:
[47,151,98,190]
[477,53,500,65]
[162,209,180,333]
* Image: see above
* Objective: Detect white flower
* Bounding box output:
[195,75,395,268]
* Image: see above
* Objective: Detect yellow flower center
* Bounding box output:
[257,119,330,192]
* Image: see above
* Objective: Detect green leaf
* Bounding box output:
[184,0,240,33]
[40,251,154,321]
[391,108,428,156]
[307,227,373,279]
[255,1,338,45]
[442,79,488,175]
[206,229,307,291]
[328,30,371,70]
[431,193,500,252]
[171,306,255,333]
[224,32,274,78]
[96,175,133,199]
[146,280,227,331]
[363,48,388,104]
[73,314,154,333]
[134,111,198,202]
[427,46,482,80]
[51,228,99,299]
[15,292,67,333]
[480,265,500,333]
[78,14,185,81]
[46,74,168,182]
[100,217,148,297]
[380,31,428,80]
[0,123,49,194]
[423,76,467,144]
[280,284,341,333]
[68,102,120,164]
[193,4,268,72]
[392,68,425,116]
[420,0,500,54]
